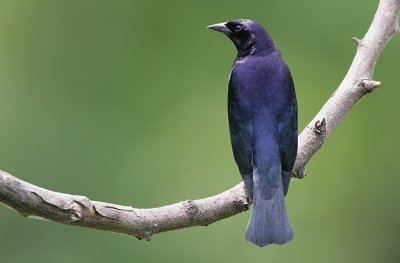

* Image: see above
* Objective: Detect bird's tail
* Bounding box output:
[245,172,293,246]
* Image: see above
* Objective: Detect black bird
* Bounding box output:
[208,19,298,246]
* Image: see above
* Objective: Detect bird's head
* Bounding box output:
[207,19,275,56]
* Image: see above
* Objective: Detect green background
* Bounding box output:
[0,0,399,262]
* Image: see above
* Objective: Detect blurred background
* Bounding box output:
[0,0,399,262]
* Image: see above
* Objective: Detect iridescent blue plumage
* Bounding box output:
[208,19,298,246]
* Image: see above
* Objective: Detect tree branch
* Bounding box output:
[0,171,249,240]
[0,0,399,240]
[293,0,400,177]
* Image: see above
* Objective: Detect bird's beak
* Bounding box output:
[207,22,231,35]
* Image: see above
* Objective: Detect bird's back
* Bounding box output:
[229,49,297,191]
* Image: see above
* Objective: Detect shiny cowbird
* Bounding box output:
[208,19,298,246]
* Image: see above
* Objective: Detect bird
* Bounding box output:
[207,19,298,246]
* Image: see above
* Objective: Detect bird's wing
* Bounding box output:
[229,121,253,176]
[277,68,298,195]
[228,67,253,187]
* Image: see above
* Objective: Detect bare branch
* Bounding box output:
[0,0,399,239]
[0,170,250,240]
[293,0,400,177]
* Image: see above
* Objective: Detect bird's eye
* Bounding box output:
[234,24,243,32]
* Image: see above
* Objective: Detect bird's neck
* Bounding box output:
[237,44,276,58]
[237,33,276,57]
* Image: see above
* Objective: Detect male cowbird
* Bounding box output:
[208,19,298,246]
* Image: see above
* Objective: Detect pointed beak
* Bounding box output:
[207,22,231,35]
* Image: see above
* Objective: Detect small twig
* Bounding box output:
[360,79,381,93]
[352,36,362,45]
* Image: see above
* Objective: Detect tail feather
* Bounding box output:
[245,178,293,246]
